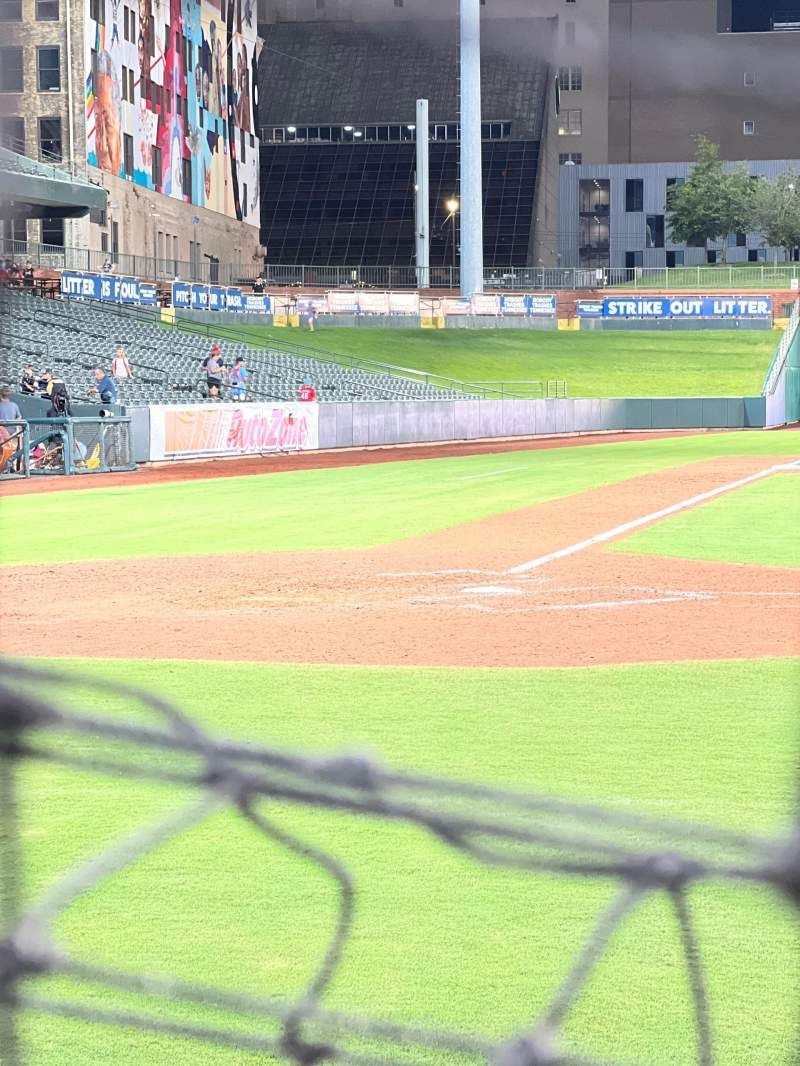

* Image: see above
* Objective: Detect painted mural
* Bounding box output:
[85,0,259,224]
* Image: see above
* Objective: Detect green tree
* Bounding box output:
[751,170,800,263]
[666,138,755,262]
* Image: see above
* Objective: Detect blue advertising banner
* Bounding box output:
[578,296,773,319]
[171,282,191,309]
[225,287,244,312]
[61,271,157,306]
[526,294,557,316]
[243,293,271,313]
[190,284,209,310]
[208,286,226,311]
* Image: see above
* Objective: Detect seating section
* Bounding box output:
[0,291,473,405]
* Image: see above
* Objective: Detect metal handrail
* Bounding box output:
[762,299,800,395]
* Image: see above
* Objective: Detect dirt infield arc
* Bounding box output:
[3,454,798,668]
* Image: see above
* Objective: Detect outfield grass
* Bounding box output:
[611,473,800,568]
[213,326,777,399]
[3,432,800,567]
[17,656,800,1066]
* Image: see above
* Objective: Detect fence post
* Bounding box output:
[760,265,765,286]
[728,265,733,287]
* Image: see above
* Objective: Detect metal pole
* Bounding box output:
[459,0,484,297]
[415,99,430,291]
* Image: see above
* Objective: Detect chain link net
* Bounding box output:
[1,660,798,1066]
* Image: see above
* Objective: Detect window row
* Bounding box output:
[263,122,513,144]
[0,114,61,160]
[0,0,58,19]
[0,45,60,92]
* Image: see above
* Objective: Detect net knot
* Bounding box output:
[627,851,703,890]
[314,752,383,792]
[769,828,800,908]
[494,1031,562,1066]
[280,1022,336,1066]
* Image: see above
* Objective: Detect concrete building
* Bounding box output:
[0,0,262,280]
[559,158,800,270]
[254,0,800,270]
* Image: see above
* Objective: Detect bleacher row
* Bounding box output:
[0,291,472,406]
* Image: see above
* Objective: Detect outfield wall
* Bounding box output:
[129,396,766,461]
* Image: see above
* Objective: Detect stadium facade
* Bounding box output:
[0,0,262,278]
[257,0,799,271]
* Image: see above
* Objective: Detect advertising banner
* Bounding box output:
[471,294,500,315]
[297,295,330,314]
[575,300,604,318]
[190,285,209,310]
[499,294,529,315]
[243,293,271,313]
[357,291,390,315]
[527,294,558,316]
[171,282,191,309]
[588,296,773,319]
[208,286,227,311]
[442,298,472,316]
[148,402,319,461]
[327,290,360,314]
[388,292,420,315]
[225,288,244,312]
[61,271,157,306]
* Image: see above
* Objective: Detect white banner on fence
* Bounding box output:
[388,292,420,314]
[326,290,360,313]
[471,294,500,315]
[148,403,319,460]
[442,298,472,316]
[357,291,390,314]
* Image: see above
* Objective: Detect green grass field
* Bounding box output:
[182,324,778,399]
[3,431,799,567]
[4,430,799,1065]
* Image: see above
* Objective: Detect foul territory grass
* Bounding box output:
[2,431,800,567]
[221,326,776,398]
[611,472,800,568]
[15,656,800,1066]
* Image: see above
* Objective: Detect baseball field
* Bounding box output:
[1,426,799,1065]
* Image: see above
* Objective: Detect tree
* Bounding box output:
[666,138,755,262]
[751,170,800,263]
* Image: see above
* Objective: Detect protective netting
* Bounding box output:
[0,660,798,1066]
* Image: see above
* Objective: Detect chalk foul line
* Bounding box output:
[506,460,800,576]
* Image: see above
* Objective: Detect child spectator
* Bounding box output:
[111,344,132,379]
[229,356,247,401]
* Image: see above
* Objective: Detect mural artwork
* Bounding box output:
[85,0,260,224]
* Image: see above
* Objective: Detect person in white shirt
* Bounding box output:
[111,345,133,379]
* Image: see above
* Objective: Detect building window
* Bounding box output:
[743,120,755,135]
[394,0,403,6]
[558,65,582,91]
[240,129,246,162]
[0,115,24,152]
[736,232,747,247]
[38,116,62,161]
[123,132,133,176]
[743,71,756,86]
[748,248,766,262]
[666,176,686,189]
[625,178,644,212]
[0,47,23,92]
[100,232,108,253]
[625,251,643,268]
[111,220,119,256]
[646,214,665,248]
[559,152,582,165]
[666,250,685,267]
[152,144,161,188]
[0,0,22,20]
[707,249,717,264]
[564,21,575,44]
[37,47,61,92]
[557,109,582,135]
[36,0,59,17]
[41,217,64,247]
[89,206,106,225]
[242,183,248,215]
[123,6,136,42]
[182,156,191,197]
[89,0,104,21]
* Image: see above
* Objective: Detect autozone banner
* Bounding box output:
[580,296,773,318]
[148,402,319,460]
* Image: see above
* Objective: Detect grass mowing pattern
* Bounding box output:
[610,473,800,568]
[18,656,800,1066]
[217,326,776,399]
[3,432,800,567]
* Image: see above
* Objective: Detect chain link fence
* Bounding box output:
[0,660,798,1066]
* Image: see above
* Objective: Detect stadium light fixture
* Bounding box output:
[354,130,363,137]
[286,126,296,133]
[344,125,354,131]
[445,198,459,214]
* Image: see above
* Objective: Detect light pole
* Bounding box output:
[459,0,484,297]
[445,198,459,279]
[191,215,200,279]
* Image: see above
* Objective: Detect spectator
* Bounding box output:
[205,345,224,392]
[0,385,22,422]
[41,371,71,418]
[252,274,265,294]
[89,367,117,404]
[298,378,317,402]
[20,364,37,395]
[228,356,247,401]
[111,344,133,379]
[102,255,114,273]
[22,260,35,293]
